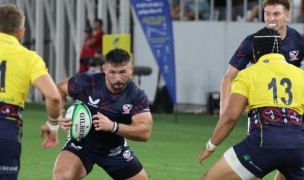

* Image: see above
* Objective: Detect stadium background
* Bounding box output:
[0,0,301,179]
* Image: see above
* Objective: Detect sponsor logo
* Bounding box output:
[122,104,133,114]
[88,96,100,108]
[123,149,133,161]
[0,166,18,173]
[289,50,299,61]
[79,112,85,139]
[243,154,251,161]
[70,142,83,150]
[107,146,123,157]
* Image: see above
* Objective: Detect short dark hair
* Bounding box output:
[94,18,103,26]
[253,27,282,62]
[105,48,130,66]
[263,0,290,11]
[0,4,24,35]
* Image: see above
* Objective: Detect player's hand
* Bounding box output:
[92,112,115,132]
[40,123,59,149]
[198,148,214,166]
[58,109,72,132]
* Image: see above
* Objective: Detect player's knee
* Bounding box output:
[52,168,75,180]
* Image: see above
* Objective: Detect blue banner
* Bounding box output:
[130,0,176,104]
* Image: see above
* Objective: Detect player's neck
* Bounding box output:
[279,25,287,40]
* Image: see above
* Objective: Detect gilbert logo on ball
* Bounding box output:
[65,102,92,141]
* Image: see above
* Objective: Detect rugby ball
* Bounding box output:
[65,102,92,141]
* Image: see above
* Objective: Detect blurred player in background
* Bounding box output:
[0,4,62,179]
[199,27,304,180]
[53,48,153,180]
[220,0,304,115]
[86,19,104,59]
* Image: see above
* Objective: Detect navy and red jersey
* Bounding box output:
[68,72,150,149]
[229,26,304,70]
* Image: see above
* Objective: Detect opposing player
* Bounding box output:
[0,4,62,179]
[220,0,304,116]
[53,48,153,180]
[199,27,304,179]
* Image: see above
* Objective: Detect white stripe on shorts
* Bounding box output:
[224,147,255,180]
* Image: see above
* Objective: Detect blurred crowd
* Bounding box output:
[169,0,304,22]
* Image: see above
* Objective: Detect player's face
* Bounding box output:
[104,62,133,93]
[264,4,290,32]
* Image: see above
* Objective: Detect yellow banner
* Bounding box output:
[102,34,131,55]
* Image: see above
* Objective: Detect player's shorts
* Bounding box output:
[226,139,304,179]
[63,138,143,179]
[0,139,20,180]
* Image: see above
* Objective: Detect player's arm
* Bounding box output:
[93,111,153,142]
[219,65,239,117]
[210,93,247,146]
[33,74,62,119]
[56,78,73,131]
[56,78,70,102]
[116,112,153,141]
[199,93,247,165]
[33,74,63,148]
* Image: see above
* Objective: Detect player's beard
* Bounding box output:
[111,81,127,91]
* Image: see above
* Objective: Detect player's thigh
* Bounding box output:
[53,150,86,180]
[127,168,148,180]
[202,155,242,180]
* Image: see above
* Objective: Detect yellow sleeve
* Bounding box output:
[29,52,48,84]
[231,70,249,98]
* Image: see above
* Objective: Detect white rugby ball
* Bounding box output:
[65,102,92,141]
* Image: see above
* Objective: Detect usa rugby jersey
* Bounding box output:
[229,26,304,70]
[68,72,150,150]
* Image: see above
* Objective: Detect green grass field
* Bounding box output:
[19,103,275,180]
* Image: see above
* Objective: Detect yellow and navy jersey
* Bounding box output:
[231,53,304,149]
[0,32,48,119]
[232,53,304,114]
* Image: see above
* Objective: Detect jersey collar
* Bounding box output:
[0,32,20,45]
[257,54,286,63]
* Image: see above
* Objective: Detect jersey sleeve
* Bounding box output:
[68,73,87,100]
[131,89,150,116]
[231,70,249,98]
[29,52,48,84]
[229,35,254,70]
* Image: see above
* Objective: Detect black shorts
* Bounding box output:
[0,139,20,180]
[234,139,304,179]
[63,138,143,179]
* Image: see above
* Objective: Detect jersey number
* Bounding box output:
[268,77,292,105]
[0,61,6,92]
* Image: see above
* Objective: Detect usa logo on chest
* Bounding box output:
[122,104,133,114]
[289,50,299,61]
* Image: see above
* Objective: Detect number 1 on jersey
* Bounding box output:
[0,61,6,92]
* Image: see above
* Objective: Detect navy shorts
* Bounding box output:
[234,139,304,179]
[0,139,20,180]
[63,138,143,179]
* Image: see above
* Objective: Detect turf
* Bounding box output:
[19,103,275,179]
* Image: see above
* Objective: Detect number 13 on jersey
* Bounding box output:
[268,77,293,105]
